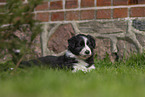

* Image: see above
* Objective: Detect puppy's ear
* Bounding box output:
[68,36,76,49]
[87,35,96,48]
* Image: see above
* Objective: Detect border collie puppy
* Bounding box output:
[20,34,96,73]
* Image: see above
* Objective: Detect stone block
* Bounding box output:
[136,34,145,47]
[47,24,75,53]
[78,21,127,34]
[94,38,112,60]
[132,19,145,31]
[117,40,137,60]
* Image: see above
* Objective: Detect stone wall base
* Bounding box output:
[40,19,145,61]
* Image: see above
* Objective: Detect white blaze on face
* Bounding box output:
[79,36,92,56]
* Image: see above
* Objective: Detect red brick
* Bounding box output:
[130,7,145,17]
[65,0,78,9]
[138,0,145,4]
[113,8,128,18]
[36,12,49,22]
[113,0,128,5]
[51,12,64,21]
[66,11,79,20]
[0,0,6,2]
[80,10,95,20]
[97,9,111,19]
[97,0,111,6]
[81,0,94,7]
[128,0,138,4]
[128,0,145,4]
[35,2,49,11]
[50,1,63,10]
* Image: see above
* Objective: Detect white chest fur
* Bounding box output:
[65,50,95,73]
[72,60,95,73]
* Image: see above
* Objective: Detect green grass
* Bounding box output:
[0,53,145,97]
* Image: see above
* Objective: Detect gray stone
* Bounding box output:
[117,40,137,60]
[41,24,56,56]
[78,20,127,34]
[132,19,145,31]
[136,34,145,47]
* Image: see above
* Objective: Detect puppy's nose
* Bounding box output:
[85,50,90,55]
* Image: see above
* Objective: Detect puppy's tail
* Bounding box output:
[19,59,42,68]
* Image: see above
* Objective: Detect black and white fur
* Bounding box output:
[20,34,96,72]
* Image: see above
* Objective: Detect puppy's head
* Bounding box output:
[68,34,95,59]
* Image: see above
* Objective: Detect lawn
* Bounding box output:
[0,53,145,97]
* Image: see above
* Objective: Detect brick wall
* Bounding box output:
[0,0,145,22]
[31,0,145,22]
